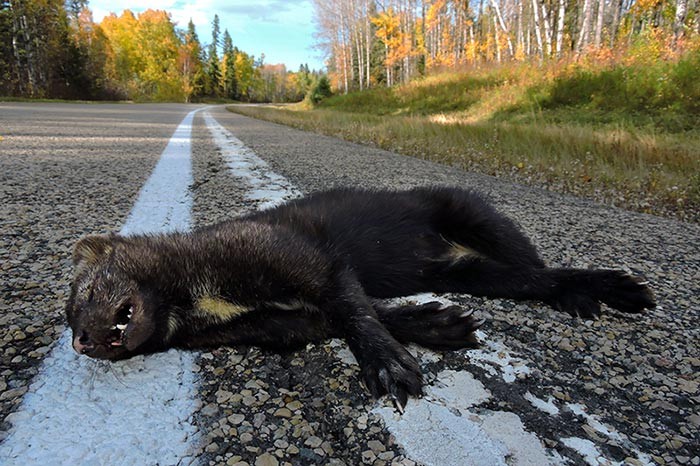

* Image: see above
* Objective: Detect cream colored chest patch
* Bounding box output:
[196,296,251,321]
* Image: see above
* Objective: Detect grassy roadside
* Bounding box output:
[227,58,700,223]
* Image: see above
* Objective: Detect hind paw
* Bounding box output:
[550,270,656,319]
[398,301,484,350]
[548,294,602,319]
[598,271,656,313]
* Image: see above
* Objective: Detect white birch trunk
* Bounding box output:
[556,0,567,56]
[673,0,688,41]
[490,0,515,57]
[577,0,593,53]
[594,0,606,48]
[541,1,554,56]
[531,0,544,57]
[493,16,502,62]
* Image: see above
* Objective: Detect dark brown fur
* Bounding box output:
[66,187,655,407]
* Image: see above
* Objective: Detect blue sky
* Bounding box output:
[89,0,325,71]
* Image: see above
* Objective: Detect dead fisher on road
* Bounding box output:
[66,186,656,409]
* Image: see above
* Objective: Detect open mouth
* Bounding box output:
[108,305,133,347]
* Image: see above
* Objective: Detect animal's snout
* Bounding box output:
[72,331,95,355]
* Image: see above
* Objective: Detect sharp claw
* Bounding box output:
[389,376,409,408]
[392,395,406,415]
[378,367,392,393]
[363,373,381,398]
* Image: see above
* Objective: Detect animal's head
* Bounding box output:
[65,235,161,360]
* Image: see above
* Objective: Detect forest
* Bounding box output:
[226,0,699,222]
[2,0,698,102]
[313,0,698,92]
[0,1,326,102]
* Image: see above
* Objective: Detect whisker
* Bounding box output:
[108,363,130,388]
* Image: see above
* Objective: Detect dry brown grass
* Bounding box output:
[228,103,699,223]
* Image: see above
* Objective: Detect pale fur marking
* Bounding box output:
[446,241,485,262]
[165,314,181,342]
[197,296,251,321]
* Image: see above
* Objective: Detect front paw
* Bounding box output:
[358,340,423,410]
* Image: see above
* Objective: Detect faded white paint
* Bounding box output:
[466,335,533,382]
[565,403,655,466]
[561,437,616,466]
[202,110,300,209]
[525,392,561,415]
[370,293,563,466]
[426,369,491,408]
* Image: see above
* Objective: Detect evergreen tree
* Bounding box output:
[66,0,88,21]
[180,19,205,101]
[307,74,332,103]
[0,0,15,95]
[206,14,221,96]
[297,63,312,96]
[221,29,237,99]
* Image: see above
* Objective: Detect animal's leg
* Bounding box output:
[421,187,546,268]
[431,260,655,318]
[374,301,483,350]
[181,307,334,351]
[321,267,423,407]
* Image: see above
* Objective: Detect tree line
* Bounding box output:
[313,0,699,91]
[0,1,327,102]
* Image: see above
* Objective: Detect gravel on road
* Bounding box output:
[1,103,697,466]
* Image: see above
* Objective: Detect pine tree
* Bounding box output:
[206,14,221,96]
[180,18,205,101]
[0,0,16,95]
[221,29,237,99]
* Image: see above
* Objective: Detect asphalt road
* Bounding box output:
[0,103,698,466]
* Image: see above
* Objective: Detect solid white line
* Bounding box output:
[0,109,203,465]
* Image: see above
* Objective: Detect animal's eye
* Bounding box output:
[115,303,133,326]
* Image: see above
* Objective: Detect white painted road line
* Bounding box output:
[0,109,202,465]
[121,109,198,235]
[202,110,300,209]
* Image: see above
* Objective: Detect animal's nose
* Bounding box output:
[72,331,95,355]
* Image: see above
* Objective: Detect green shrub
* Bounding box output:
[306,75,333,104]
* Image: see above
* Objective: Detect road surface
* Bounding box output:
[0,103,698,465]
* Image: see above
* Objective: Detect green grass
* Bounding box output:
[227,54,700,223]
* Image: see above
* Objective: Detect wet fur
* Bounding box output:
[66,187,655,407]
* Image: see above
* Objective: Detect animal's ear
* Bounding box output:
[73,235,114,267]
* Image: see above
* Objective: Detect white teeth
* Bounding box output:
[128,307,133,319]
[116,324,127,330]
